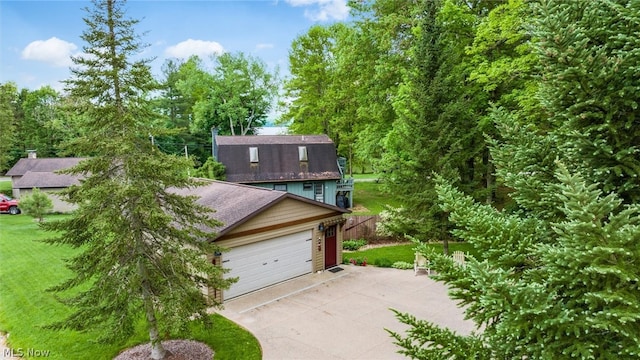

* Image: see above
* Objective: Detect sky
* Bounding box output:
[0,0,351,91]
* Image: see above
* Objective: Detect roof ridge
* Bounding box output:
[193,178,288,195]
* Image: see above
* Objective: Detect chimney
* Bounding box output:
[27,150,37,159]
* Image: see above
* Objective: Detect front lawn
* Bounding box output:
[342,242,478,266]
[0,214,261,360]
[351,181,403,215]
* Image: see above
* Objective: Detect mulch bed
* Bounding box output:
[113,340,213,360]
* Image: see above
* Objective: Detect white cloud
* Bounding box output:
[256,43,274,51]
[285,0,350,21]
[21,37,77,67]
[164,39,225,59]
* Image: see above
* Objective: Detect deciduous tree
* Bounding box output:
[0,82,18,172]
[18,86,63,158]
[181,52,279,138]
[19,187,53,222]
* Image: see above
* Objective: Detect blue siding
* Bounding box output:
[250,180,338,206]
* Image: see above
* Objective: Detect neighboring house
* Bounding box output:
[214,135,354,208]
[176,180,349,301]
[5,153,85,213]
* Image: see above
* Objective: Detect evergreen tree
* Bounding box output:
[379,0,453,243]
[533,0,640,203]
[42,1,234,358]
[379,0,501,247]
[389,0,640,357]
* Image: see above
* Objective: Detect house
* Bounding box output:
[5,152,85,213]
[176,180,349,301]
[214,135,354,208]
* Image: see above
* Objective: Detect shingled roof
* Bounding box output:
[174,180,348,239]
[215,135,341,183]
[6,157,86,176]
[13,171,82,189]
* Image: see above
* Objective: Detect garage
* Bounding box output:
[175,180,348,302]
[222,230,313,299]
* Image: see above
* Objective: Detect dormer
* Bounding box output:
[249,147,259,163]
[298,146,308,162]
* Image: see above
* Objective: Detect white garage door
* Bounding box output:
[223,230,313,299]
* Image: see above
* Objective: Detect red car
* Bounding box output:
[0,193,21,215]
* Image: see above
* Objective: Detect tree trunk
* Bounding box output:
[484,149,494,204]
[139,261,167,360]
[443,237,449,256]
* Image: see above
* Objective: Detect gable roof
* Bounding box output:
[6,158,86,176]
[174,179,348,239]
[216,135,341,183]
[13,171,82,189]
[217,135,333,145]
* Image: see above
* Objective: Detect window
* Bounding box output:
[314,182,324,202]
[249,147,259,163]
[303,182,313,191]
[298,146,308,161]
[274,184,287,191]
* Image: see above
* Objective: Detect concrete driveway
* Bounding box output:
[219,265,476,360]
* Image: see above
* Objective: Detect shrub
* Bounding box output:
[376,206,418,238]
[19,188,53,222]
[193,157,226,180]
[348,257,368,266]
[342,239,367,251]
[373,258,393,268]
[392,261,413,270]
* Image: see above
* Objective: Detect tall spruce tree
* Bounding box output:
[379,0,453,243]
[389,0,640,358]
[379,0,498,246]
[533,0,640,203]
[42,1,234,359]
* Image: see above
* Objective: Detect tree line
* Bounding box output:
[282,0,640,357]
[0,52,279,172]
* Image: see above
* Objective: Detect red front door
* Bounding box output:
[324,225,337,269]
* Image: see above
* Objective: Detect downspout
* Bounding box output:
[211,127,219,161]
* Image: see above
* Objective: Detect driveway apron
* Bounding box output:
[219,266,476,360]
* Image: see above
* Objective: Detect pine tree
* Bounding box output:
[41,1,234,359]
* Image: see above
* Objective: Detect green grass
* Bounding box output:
[351,173,380,180]
[0,180,11,194]
[0,214,261,360]
[351,181,403,215]
[342,242,478,265]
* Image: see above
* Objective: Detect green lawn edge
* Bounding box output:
[342,242,478,266]
[0,214,260,360]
